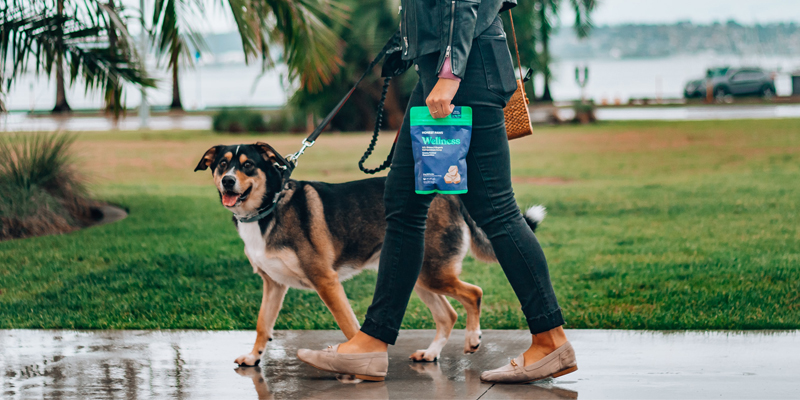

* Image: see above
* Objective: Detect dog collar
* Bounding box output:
[236,200,279,223]
[234,150,296,224]
[234,177,291,224]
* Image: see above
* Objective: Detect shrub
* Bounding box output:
[212,109,268,133]
[0,133,99,240]
[572,100,597,124]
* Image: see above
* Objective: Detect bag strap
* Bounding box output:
[507,11,524,82]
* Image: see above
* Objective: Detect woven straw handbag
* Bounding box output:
[504,11,534,140]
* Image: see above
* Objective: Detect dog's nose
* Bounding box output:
[222,176,236,190]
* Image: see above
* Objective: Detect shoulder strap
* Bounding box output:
[507,11,524,82]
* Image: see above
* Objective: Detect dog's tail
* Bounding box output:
[460,202,546,264]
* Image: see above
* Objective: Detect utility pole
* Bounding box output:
[139,0,149,129]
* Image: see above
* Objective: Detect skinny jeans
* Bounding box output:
[362,18,564,344]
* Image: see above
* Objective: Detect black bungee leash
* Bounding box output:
[235,32,410,223]
[284,30,412,176]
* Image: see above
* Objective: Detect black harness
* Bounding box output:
[235,31,411,224]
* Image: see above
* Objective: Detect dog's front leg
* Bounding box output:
[312,271,360,340]
[236,271,288,367]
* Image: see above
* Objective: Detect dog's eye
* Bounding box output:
[219,160,228,169]
[243,161,253,169]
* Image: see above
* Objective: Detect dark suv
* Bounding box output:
[684,67,776,101]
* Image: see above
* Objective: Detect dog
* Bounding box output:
[194,142,545,366]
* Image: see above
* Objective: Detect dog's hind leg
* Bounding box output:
[312,271,361,340]
[409,284,458,362]
[421,271,483,355]
[235,271,288,367]
[445,278,483,354]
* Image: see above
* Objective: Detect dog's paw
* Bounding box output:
[409,349,439,362]
[464,329,482,354]
[235,352,262,367]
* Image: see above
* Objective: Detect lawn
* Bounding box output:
[1,119,799,331]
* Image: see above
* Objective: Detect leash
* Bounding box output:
[285,30,410,171]
[235,32,410,223]
[358,77,398,174]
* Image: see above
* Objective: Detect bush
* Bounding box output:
[572,100,597,124]
[212,109,268,133]
[0,133,99,240]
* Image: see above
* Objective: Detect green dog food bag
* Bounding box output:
[410,106,472,194]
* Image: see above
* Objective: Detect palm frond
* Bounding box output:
[0,0,154,111]
[570,0,596,38]
[151,0,207,67]
[229,0,349,92]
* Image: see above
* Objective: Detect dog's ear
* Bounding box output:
[254,142,279,163]
[195,145,223,172]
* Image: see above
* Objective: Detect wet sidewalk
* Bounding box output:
[1,329,798,399]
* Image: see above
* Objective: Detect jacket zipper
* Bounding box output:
[442,0,456,71]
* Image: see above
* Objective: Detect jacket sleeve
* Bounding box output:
[438,0,481,79]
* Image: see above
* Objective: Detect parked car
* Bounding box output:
[684,67,775,101]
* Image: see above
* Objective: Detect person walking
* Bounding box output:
[297,0,577,383]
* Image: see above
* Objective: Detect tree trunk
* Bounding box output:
[52,0,71,113]
[170,43,183,111]
[539,1,553,102]
[104,0,118,115]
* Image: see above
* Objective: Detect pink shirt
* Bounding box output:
[438,56,461,82]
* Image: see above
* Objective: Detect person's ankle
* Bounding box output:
[531,326,567,350]
[337,331,388,354]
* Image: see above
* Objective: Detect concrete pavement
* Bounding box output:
[1,329,798,399]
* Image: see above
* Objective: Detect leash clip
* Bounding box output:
[287,139,315,166]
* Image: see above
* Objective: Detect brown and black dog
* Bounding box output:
[195,142,545,367]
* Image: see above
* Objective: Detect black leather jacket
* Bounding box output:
[400,0,517,79]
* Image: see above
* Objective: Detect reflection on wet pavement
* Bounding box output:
[1,329,797,399]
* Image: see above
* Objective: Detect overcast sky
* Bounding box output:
[124,0,800,34]
[568,0,800,26]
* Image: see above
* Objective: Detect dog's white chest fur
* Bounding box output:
[237,222,312,289]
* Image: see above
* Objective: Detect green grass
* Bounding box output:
[1,119,799,330]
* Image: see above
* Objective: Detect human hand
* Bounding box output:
[426,78,460,118]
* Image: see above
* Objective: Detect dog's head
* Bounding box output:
[194,142,286,215]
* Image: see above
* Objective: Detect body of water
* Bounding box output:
[3,54,799,112]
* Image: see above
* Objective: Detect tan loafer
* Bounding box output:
[480,341,578,384]
[297,344,388,382]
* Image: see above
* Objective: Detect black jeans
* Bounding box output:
[362,19,565,345]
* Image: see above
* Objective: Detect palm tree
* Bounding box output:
[52,0,70,112]
[1,0,154,113]
[150,0,347,111]
[504,0,596,102]
[150,0,205,111]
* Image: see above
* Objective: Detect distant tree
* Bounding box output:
[150,0,206,111]
[503,0,596,102]
[150,0,347,111]
[0,0,154,113]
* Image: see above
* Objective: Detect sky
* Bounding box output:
[124,0,800,34]
[566,0,800,26]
